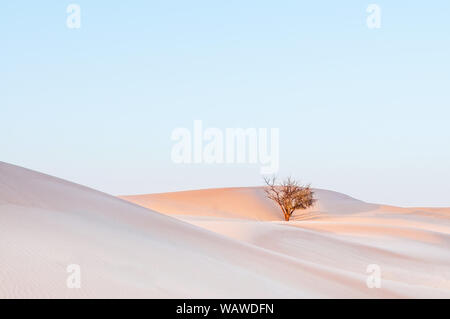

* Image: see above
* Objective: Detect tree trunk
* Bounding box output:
[284,213,290,221]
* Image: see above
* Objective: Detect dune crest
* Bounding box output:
[120,187,381,221]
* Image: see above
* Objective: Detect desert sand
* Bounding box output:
[1,161,449,298]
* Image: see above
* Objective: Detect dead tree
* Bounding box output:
[264,176,315,221]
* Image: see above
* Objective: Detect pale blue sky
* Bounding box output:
[1,1,449,206]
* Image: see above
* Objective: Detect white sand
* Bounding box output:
[1,161,449,298]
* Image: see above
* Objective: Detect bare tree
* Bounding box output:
[264,176,315,221]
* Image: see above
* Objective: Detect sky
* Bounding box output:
[1,1,450,206]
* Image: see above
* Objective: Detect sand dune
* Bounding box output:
[1,162,449,298]
[121,188,450,298]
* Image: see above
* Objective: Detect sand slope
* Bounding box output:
[1,162,449,298]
